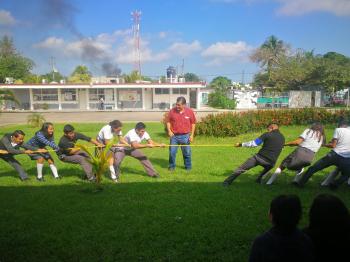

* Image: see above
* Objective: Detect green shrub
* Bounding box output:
[196,108,350,137]
[208,90,236,109]
[27,113,46,128]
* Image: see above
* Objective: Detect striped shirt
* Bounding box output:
[28,131,59,151]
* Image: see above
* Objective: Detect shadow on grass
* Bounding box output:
[1,179,349,262]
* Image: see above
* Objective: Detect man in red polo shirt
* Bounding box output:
[166,96,196,171]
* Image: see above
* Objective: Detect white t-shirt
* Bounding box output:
[333,127,350,158]
[124,128,151,145]
[299,128,323,153]
[97,124,122,144]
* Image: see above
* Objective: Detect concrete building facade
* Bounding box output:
[1,82,207,111]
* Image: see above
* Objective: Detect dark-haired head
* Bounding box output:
[270,194,302,234]
[40,122,54,138]
[135,122,146,131]
[176,96,186,105]
[308,122,326,143]
[63,124,75,134]
[338,118,349,128]
[308,194,350,234]
[109,120,122,129]
[267,123,279,131]
[12,130,25,137]
[11,130,25,144]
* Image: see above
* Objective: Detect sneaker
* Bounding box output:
[111,178,118,183]
[168,167,175,172]
[295,168,304,176]
[55,176,62,180]
[151,173,160,178]
[36,177,45,182]
[223,182,230,187]
[20,177,30,182]
[88,176,97,183]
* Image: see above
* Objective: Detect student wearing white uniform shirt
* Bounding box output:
[96,120,129,182]
[113,122,165,180]
[294,119,350,188]
[266,123,325,185]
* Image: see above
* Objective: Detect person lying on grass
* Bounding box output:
[266,122,326,185]
[223,123,285,186]
[0,130,47,181]
[113,122,166,181]
[57,124,104,182]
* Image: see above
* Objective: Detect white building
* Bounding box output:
[1,82,207,111]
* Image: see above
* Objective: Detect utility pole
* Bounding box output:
[241,70,245,85]
[49,56,56,82]
[131,10,142,76]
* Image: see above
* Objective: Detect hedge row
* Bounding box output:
[196,108,350,137]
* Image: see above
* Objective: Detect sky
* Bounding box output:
[0,0,350,83]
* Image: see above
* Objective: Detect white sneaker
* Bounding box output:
[295,168,304,176]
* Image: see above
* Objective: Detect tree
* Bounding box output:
[41,71,65,83]
[0,89,18,108]
[0,36,34,83]
[68,65,91,83]
[184,72,201,82]
[210,76,232,91]
[250,35,289,81]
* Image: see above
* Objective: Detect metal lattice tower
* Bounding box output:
[131,10,141,75]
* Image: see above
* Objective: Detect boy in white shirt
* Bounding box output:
[96,120,129,182]
[113,122,165,179]
[294,119,350,188]
[266,123,325,185]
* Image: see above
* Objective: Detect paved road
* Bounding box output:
[0,110,224,126]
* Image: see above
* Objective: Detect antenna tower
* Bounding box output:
[131,10,142,76]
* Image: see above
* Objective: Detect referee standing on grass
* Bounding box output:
[166,96,196,172]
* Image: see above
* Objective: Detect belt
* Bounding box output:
[174,133,189,136]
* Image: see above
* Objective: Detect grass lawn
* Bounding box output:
[0,123,349,261]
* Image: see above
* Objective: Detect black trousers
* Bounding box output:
[224,154,274,184]
[0,155,28,180]
[299,151,350,186]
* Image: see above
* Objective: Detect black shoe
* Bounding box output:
[329,182,339,190]
[223,182,230,187]
[36,177,45,182]
[151,173,160,178]
[20,177,30,182]
[292,181,303,188]
[88,177,97,183]
[55,176,62,180]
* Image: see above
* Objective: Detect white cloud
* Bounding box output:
[214,0,350,16]
[168,40,202,57]
[33,37,65,49]
[275,0,350,16]
[201,41,253,66]
[34,30,171,64]
[0,10,17,26]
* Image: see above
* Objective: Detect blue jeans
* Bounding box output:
[169,134,191,170]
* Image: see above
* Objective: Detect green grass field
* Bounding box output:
[0,123,349,261]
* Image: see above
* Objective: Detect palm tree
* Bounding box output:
[250,35,289,80]
[0,89,18,109]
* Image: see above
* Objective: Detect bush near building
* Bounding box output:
[208,90,237,109]
[196,108,350,137]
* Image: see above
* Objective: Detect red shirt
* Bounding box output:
[168,107,196,134]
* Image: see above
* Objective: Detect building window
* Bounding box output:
[172,88,187,95]
[89,89,105,101]
[155,88,170,95]
[33,89,58,101]
[62,89,77,101]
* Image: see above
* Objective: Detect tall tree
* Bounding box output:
[0,36,34,83]
[250,35,289,81]
[184,72,201,82]
[210,76,232,91]
[68,65,91,83]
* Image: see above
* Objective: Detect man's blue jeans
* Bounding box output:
[169,134,191,170]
